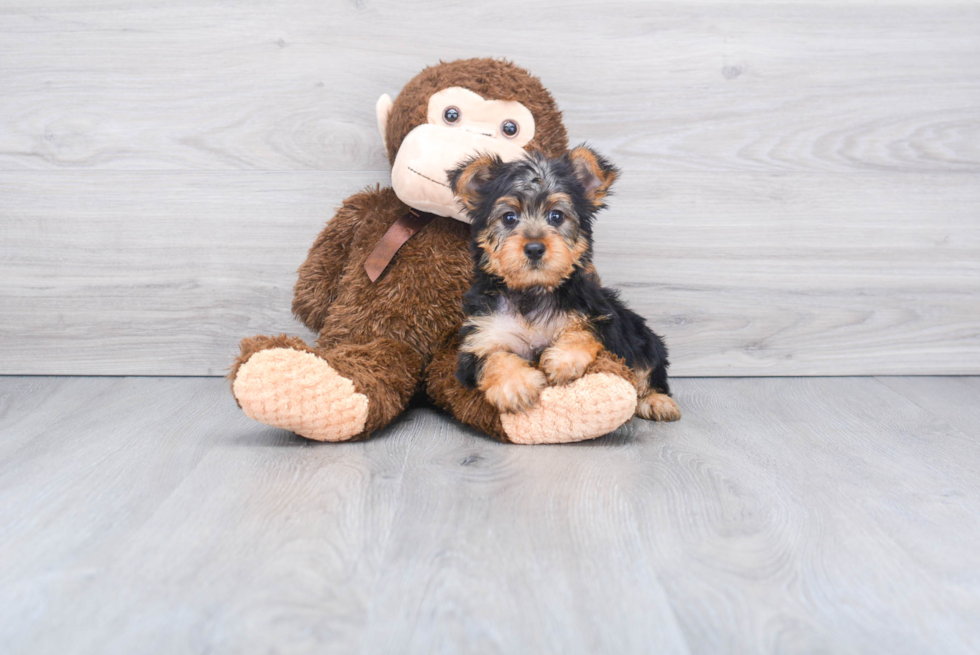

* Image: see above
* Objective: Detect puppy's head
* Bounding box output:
[448,146,619,290]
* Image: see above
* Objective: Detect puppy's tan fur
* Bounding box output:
[479,351,548,413]
[539,321,603,385]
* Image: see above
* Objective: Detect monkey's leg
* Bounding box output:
[425,338,638,444]
[230,335,422,442]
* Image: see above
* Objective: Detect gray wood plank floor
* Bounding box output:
[1,376,978,654]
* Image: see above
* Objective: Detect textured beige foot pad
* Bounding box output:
[500,373,638,444]
[232,348,369,442]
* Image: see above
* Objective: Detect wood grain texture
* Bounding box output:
[875,375,980,439]
[0,0,977,173]
[2,170,978,375]
[1,0,979,375]
[1,375,978,653]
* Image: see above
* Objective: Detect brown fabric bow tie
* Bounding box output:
[363,209,436,282]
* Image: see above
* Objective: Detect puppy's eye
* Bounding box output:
[501,211,519,227]
[443,107,460,124]
[548,209,565,226]
[501,120,519,138]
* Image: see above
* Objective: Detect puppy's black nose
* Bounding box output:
[524,241,546,260]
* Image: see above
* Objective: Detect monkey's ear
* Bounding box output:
[376,93,394,150]
[568,145,620,207]
[448,154,500,214]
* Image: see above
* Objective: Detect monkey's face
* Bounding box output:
[378,87,537,222]
[450,148,620,290]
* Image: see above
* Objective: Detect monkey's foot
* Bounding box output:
[232,348,369,442]
[500,373,637,444]
[637,392,681,422]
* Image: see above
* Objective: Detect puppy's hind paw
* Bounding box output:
[637,392,681,422]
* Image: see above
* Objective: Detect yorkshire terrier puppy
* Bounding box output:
[448,146,680,423]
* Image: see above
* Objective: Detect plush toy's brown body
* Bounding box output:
[230,59,640,443]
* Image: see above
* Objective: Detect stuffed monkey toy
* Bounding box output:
[230,59,640,444]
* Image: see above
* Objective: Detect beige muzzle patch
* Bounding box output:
[391,124,528,222]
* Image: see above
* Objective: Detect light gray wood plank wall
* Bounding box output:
[1,0,979,375]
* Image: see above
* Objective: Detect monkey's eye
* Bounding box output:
[548,209,565,226]
[501,211,519,227]
[501,120,519,138]
[443,107,460,124]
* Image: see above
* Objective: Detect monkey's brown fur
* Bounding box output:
[229,59,637,442]
[232,185,472,437]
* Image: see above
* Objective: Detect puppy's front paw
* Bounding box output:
[484,367,547,414]
[540,344,597,386]
[480,353,547,414]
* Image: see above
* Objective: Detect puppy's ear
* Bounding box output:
[448,154,500,213]
[568,145,620,208]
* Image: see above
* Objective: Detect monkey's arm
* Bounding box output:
[292,189,377,333]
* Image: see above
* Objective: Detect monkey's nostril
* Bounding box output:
[523,242,546,260]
